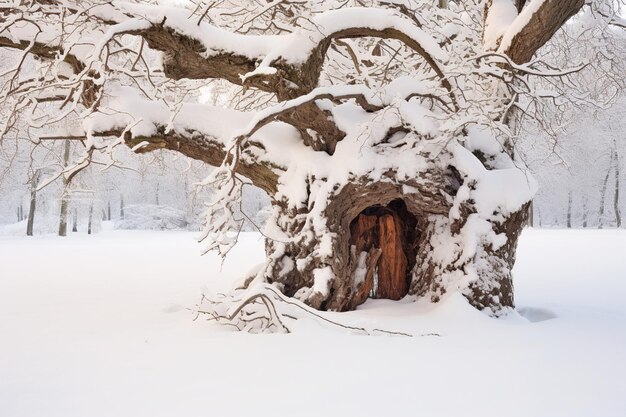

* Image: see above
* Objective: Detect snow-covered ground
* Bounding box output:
[1,227,625,417]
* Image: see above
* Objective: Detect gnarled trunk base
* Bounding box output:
[254,167,529,315]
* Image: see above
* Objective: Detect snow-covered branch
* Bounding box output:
[117,4,450,100]
[484,0,585,64]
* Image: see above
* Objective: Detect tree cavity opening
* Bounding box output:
[349,199,419,302]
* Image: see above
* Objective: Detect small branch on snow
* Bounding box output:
[193,284,439,337]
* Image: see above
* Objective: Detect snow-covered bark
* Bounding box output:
[1,0,612,314]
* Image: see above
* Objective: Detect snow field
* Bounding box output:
[0,228,625,417]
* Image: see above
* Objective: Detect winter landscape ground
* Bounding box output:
[1,227,625,417]
[1,1,625,416]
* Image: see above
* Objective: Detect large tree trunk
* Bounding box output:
[257,169,528,314]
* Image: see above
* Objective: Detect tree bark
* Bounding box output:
[88,203,94,235]
[599,154,612,229]
[58,140,71,237]
[500,0,584,64]
[72,208,78,232]
[26,170,41,236]
[614,145,621,228]
[567,191,572,228]
[349,203,414,301]
[58,198,70,236]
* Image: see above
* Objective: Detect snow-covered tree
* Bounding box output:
[0,0,623,314]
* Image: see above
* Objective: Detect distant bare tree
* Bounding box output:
[26,169,40,236]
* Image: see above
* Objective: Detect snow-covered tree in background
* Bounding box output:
[515,8,626,229]
[0,0,623,315]
[520,93,626,229]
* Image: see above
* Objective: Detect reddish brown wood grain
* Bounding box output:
[376,213,409,300]
[349,205,411,302]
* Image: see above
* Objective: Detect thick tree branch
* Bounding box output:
[54,126,281,195]
[0,36,61,60]
[0,36,101,107]
[123,7,450,99]
[123,128,280,195]
[238,87,385,155]
[499,0,585,64]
